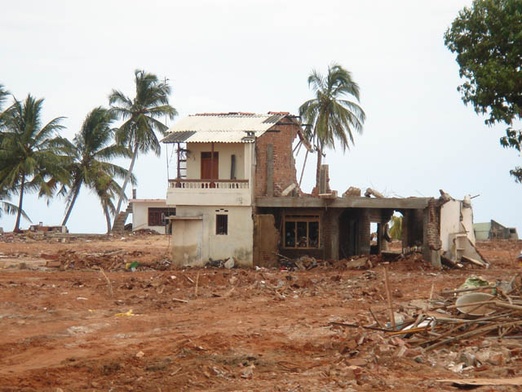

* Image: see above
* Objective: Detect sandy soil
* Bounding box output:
[0,232,521,391]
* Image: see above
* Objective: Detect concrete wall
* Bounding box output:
[440,199,476,251]
[172,205,253,267]
[185,143,248,180]
[170,218,203,265]
[132,200,170,233]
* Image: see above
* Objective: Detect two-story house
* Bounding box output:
[162,112,303,267]
[162,112,487,268]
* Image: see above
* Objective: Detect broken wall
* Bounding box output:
[254,120,300,197]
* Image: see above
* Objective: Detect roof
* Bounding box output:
[161,112,295,143]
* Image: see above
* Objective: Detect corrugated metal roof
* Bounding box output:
[162,112,289,143]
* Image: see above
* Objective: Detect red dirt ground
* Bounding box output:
[0,232,521,391]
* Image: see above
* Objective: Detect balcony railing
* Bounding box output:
[168,179,249,190]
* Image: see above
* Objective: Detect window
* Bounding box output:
[216,214,228,235]
[283,215,320,248]
[148,208,175,226]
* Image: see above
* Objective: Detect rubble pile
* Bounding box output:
[44,249,146,271]
[401,275,522,350]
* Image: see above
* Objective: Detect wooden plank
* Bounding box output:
[437,376,522,386]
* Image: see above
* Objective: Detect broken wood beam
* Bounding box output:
[383,267,396,330]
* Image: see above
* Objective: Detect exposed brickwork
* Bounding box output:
[358,210,371,255]
[426,199,442,250]
[254,118,300,197]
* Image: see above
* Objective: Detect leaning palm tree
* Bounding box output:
[109,70,177,228]
[0,95,69,232]
[60,107,134,227]
[299,63,366,192]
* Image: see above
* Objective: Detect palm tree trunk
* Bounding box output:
[103,205,112,234]
[315,144,323,194]
[14,175,25,232]
[61,183,82,227]
[298,149,309,188]
[113,143,138,226]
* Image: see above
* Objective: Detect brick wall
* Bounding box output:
[358,210,371,255]
[254,118,300,197]
[426,199,442,250]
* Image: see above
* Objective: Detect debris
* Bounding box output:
[342,186,361,197]
[461,255,489,268]
[205,258,231,268]
[455,292,495,316]
[224,258,235,269]
[276,254,317,271]
[459,275,491,291]
[95,266,114,298]
[195,271,200,297]
[438,189,454,203]
[346,257,371,270]
[383,267,396,330]
[125,261,139,271]
[437,376,522,387]
[115,309,134,317]
[364,187,384,198]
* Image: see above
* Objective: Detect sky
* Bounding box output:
[1,0,521,235]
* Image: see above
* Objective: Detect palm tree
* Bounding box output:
[0,84,8,108]
[0,200,31,222]
[0,86,27,222]
[299,63,366,192]
[60,107,134,228]
[0,95,69,232]
[95,171,127,233]
[109,70,177,228]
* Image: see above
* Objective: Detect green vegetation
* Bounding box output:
[0,69,175,232]
[388,215,402,241]
[109,70,177,225]
[0,95,69,232]
[299,63,365,191]
[60,107,134,233]
[444,0,522,181]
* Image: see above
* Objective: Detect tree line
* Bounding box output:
[0,70,177,233]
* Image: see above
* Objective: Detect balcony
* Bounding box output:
[167,179,251,206]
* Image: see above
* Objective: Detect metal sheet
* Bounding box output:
[162,113,286,143]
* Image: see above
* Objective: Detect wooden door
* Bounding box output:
[201,152,219,180]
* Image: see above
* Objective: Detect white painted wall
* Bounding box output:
[131,199,169,233]
[174,205,253,266]
[171,217,203,265]
[167,187,251,207]
[186,143,246,179]
[440,198,476,252]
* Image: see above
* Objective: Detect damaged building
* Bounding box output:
[161,112,486,268]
